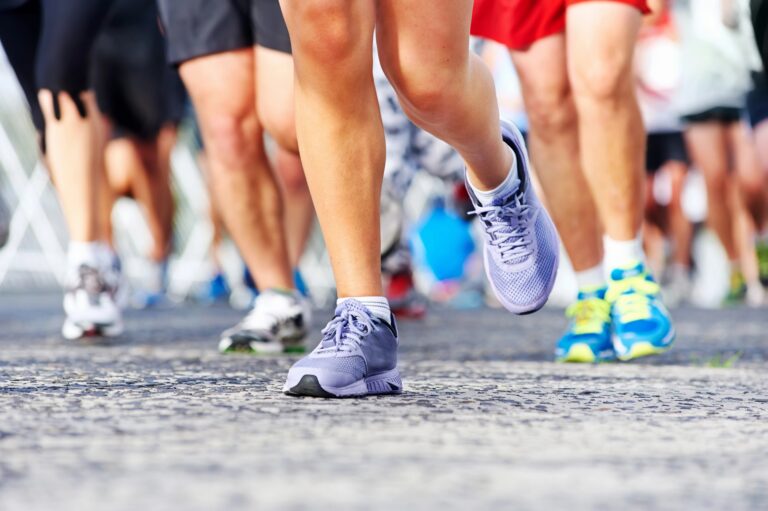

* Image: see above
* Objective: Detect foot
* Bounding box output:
[756,240,768,286]
[555,287,614,363]
[283,299,402,398]
[466,120,559,314]
[724,269,747,305]
[607,262,675,361]
[62,264,123,340]
[219,289,309,355]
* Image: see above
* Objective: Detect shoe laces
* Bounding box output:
[606,275,660,324]
[566,297,610,335]
[319,303,373,353]
[471,192,533,263]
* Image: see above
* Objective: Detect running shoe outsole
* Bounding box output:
[556,343,616,364]
[62,320,124,340]
[613,328,676,362]
[284,369,403,398]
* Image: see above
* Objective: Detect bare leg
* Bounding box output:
[510,35,603,272]
[684,122,738,260]
[39,91,104,242]
[566,3,645,241]
[179,49,293,291]
[279,1,384,296]
[276,147,314,266]
[375,0,513,190]
[255,46,314,267]
[664,161,693,268]
[104,136,169,262]
[731,122,767,232]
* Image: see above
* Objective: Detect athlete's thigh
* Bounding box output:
[375,0,473,83]
[179,48,256,120]
[565,2,642,89]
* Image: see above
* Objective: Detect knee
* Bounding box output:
[387,63,464,121]
[202,109,261,171]
[524,87,577,138]
[570,56,632,106]
[259,107,298,154]
[277,150,308,193]
[284,1,364,66]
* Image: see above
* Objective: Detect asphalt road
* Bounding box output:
[1,294,766,511]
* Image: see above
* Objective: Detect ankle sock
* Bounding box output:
[604,234,645,272]
[67,241,101,270]
[467,155,519,207]
[574,263,606,291]
[339,296,391,324]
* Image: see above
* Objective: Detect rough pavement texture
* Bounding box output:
[0,294,767,511]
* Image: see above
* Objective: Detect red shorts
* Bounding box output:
[471,0,651,51]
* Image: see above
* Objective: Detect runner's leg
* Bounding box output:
[566,2,645,245]
[179,49,294,291]
[510,34,603,273]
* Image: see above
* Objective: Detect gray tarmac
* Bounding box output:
[0,293,766,511]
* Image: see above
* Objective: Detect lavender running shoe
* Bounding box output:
[467,120,560,314]
[283,300,402,398]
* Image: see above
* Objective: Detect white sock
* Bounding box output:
[338,296,391,324]
[467,156,519,207]
[67,241,101,270]
[96,242,117,272]
[603,234,645,271]
[574,263,606,291]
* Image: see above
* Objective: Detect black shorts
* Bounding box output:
[92,0,187,140]
[681,106,742,125]
[746,71,768,129]
[646,132,688,173]
[157,0,291,66]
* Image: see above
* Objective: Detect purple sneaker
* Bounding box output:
[467,120,560,314]
[283,299,402,398]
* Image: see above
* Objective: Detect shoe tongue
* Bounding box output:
[610,262,645,281]
[335,298,369,318]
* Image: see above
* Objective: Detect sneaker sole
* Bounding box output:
[556,343,617,364]
[62,319,124,340]
[283,368,403,398]
[614,328,676,362]
[218,333,306,356]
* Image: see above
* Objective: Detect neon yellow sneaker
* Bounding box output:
[555,287,613,363]
[607,262,675,361]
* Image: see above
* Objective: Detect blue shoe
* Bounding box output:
[283,299,402,398]
[555,287,614,363]
[466,119,559,314]
[607,262,675,361]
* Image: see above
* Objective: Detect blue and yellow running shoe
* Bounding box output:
[607,262,675,361]
[555,287,613,363]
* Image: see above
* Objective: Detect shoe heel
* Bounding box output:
[366,369,402,395]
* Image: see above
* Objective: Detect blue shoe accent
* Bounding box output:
[293,268,309,297]
[283,300,402,398]
[555,287,614,363]
[200,273,230,303]
[243,267,259,295]
[607,262,675,361]
[466,120,559,314]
